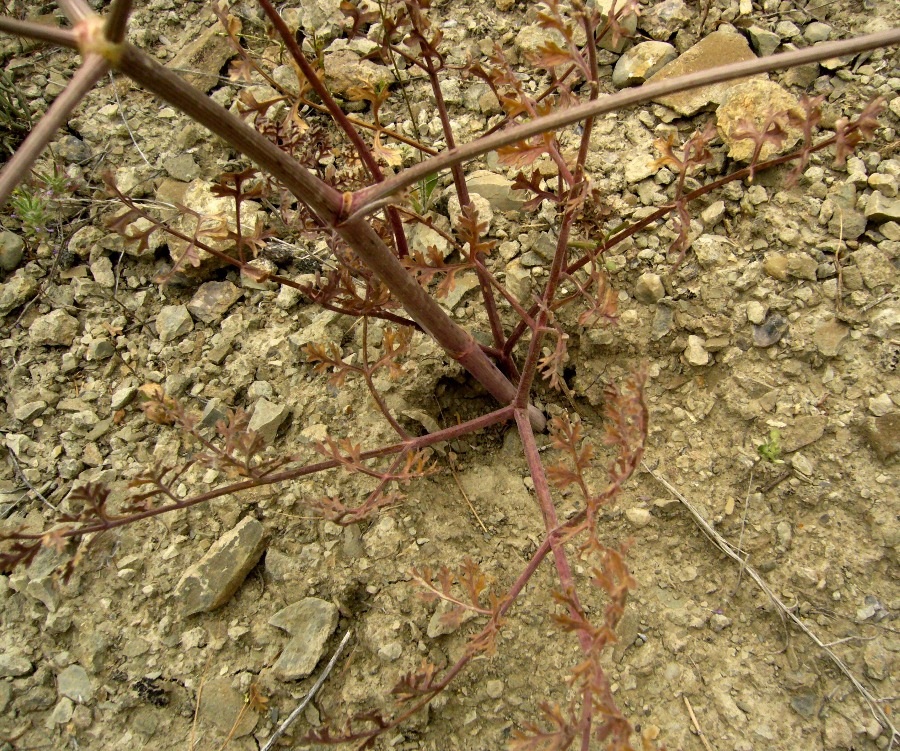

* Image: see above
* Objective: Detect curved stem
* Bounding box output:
[351,28,900,212]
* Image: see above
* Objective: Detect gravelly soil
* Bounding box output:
[0,1,897,750]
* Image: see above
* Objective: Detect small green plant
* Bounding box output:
[757,429,783,464]
[0,67,32,156]
[7,163,76,240]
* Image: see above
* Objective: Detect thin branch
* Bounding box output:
[55,0,93,25]
[103,0,132,43]
[352,28,900,211]
[0,54,109,205]
[0,16,78,49]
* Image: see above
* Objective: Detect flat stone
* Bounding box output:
[174,517,268,616]
[781,415,826,453]
[812,319,849,357]
[869,394,894,417]
[864,414,900,462]
[612,41,677,88]
[323,49,392,97]
[853,246,895,289]
[786,252,818,281]
[156,304,194,343]
[89,256,115,288]
[747,26,781,57]
[826,185,867,240]
[13,400,47,421]
[169,17,237,92]
[865,192,900,222]
[635,273,665,304]
[0,652,33,677]
[763,252,789,281]
[110,386,137,410]
[187,281,242,323]
[465,170,526,212]
[197,676,258,736]
[804,22,832,43]
[716,80,801,162]
[647,29,759,116]
[269,598,339,680]
[163,153,200,182]
[57,664,94,703]
[638,0,692,42]
[624,153,657,184]
[29,309,80,346]
[0,230,25,271]
[248,399,289,444]
[651,304,674,340]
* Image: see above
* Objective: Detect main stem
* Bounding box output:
[112,42,545,430]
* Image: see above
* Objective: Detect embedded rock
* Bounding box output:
[716,80,802,161]
[613,41,677,88]
[269,598,339,680]
[29,310,80,346]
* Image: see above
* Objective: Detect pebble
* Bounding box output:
[163,153,200,182]
[13,401,47,421]
[746,301,767,325]
[87,339,115,361]
[708,613,732,632]
[197,676,258,736]
[155,304,193,343]
[89,257,115,288]
[701,200,726,227]
[248,399,289,444]
[174,517,268,616]
[747,26,780,57]
[634,273,665,304]
[786,252,818,281]
[29,310,80,346]
[269,598,339,680]
[763,253,789,281]
[612,41,677,88]
[868,394,894,417]
[863,414,900,462]
[0,230,25,271]
[753,315,787,347]
[639,0,692,42]
[625,507,653,527]
[486,680,504,699]
[0,652,33,677]
[812,319,849,357]
[187,281,242,323]
[110,386,138,410]
[865,192,900,222]
[790,453,814,476]
[804,21,832,43]
[717,80,801,162]
[57,664,94,703]
[684,335,709,366]
[594,0,638,52]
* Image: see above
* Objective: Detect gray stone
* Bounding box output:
[865,192,900,222]
[269,598,339,680]
[684,335,709,366]
[197,677,259,736]
[869,394,894,417]
[442,273,480,310]
[156,304,193,343]
[647,29,759,116]
[651,304,674,340]
[187,281,242,323]
[634,273,665,304]
[174,517,268,616]
[763,252,789,281]
[248,399,289,444]
[612,41,677,88]
[812,319,848,357]
[29,309,80,346]
[864,414,900,462]
[624,153,657,184]
[716,80,801,161]
[700,200,726,227]
[465,170,526,212]
[0,230,25,271]
[54,134,91,163]
[0,652,33,677]
[692,234,732,268]
[13,401,47,421]
[0,271,38,315]
[774,20,800,39]
[786,252,818,281]
[504,260,532,302]
[89,257,115,288]
[163,153,200,182]
[323,49,392,98]
[868,174,898,198]
[363,515,400,559]
[803,22,832,43]
[747,26,780,57]
[639,0,692,41]
[57,664,94,703]
[169,18,236,92]
[447,193,493,234]
[753,315,787,347]
[781,415,826,453]
[625,507,653,527]
[593,0,638,52]
[853,246,895,289]
[110,386,137,410]
[826,186,867,240]
[87,339,115,361]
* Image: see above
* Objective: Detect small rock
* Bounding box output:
[87,339,115,361]
[786,252,818,281]
[156,304,193,343]
[486,680,504,699]
[363,515,400,559]
[110,386,137,410]
[691,234,731,268]
[868,174,898,199]
[54,134,91,163]
[717,80,801,161]
[863,640,891,681]
[13,401,47,421]
[447,193,493,234]
[0,230,25,271]
[57,664,94,703]
[187,281,242,323]
[763,252,789,280]
[790,453,814,476]
[594,0,638,52]
[174,517,268,616]
[651,304,674,340]
[0,652,32,677]
[89,257,115,288]
[868,394,893,417]
[248,399,289,444]
[504,260,532,302]
[49,697,75,725]
[169,18,237,92]
[781,415,826,452]
[700,200,726,227]
[753,315,787,347]
[826,187,867,240]
[709,613,732,632]
[29,309,80,346]
[465,170,526,212]
[198,677,258,736]
[853,246,895,289]
[747,26,780,57]
[635,273,665,304]
[612,41,677,88]
[638,0,692,42]
[624,154,657,184]
[270,598,339,680]
[746,301,767,324]
[684,335,709,366]
[864,414,900,462]
[803,22,832,43]
[647,29,759,116]
[323,49,392,97]
[163,153,200,182]
[625,507,653,528]
[812,319,848,357]
[275,285,303,310]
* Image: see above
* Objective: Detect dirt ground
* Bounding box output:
[0,0,897,750]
